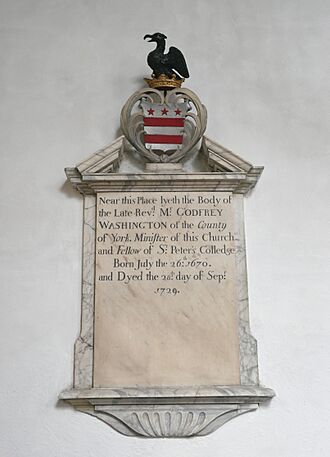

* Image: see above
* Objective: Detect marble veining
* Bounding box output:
[233,195,259,385]
[60,385,275,400]
[74,195,96,388]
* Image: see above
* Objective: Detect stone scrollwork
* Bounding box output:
[120,88,207,163]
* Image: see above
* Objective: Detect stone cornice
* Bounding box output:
[65,169,261,195]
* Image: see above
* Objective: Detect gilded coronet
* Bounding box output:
[144,74,185,90]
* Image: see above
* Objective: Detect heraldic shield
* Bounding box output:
[121,88,207,163]
[141,100,189,153]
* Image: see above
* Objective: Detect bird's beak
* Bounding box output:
[143,34,153,42]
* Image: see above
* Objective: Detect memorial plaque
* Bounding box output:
[94,192,240,387]
[60,34,274,438]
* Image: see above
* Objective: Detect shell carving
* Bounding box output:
[87,405,254,438]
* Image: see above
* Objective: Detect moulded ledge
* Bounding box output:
[59,385,275,438]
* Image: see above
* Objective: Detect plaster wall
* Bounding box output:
[0,1,329,456]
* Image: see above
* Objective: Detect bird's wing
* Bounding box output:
[167,46,189,78]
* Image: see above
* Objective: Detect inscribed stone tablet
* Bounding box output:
[93,192,240,387]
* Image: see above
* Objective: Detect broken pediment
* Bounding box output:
[65,135,263,196]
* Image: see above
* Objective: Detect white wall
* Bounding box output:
[1,1,329,455]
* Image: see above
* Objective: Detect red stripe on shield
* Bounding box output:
[144,118,184,127]
[144,134,183,144]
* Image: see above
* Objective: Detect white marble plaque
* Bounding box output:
[61,137,275,437]
[94,191,241,387]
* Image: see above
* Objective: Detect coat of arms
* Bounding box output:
[141,100,188,153]
[121,33,207,164]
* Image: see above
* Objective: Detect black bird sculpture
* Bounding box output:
[143,32,189,80]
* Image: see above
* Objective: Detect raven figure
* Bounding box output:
[144,32,189,80]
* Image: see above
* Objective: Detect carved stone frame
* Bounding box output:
[60,136,274,438]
